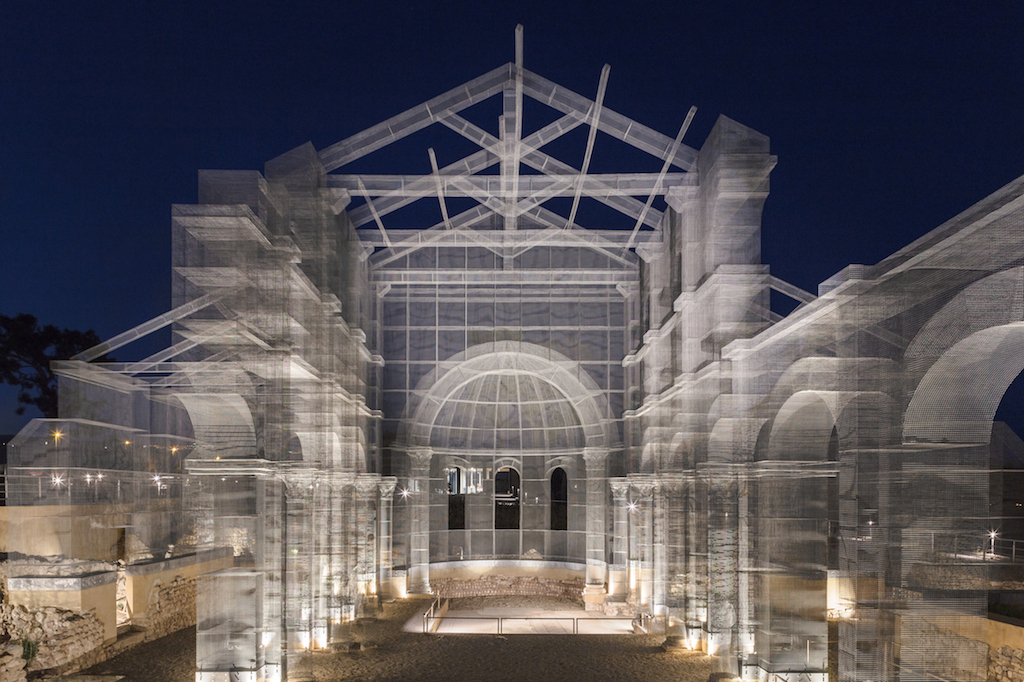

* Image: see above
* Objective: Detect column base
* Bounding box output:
[583,584,607,611]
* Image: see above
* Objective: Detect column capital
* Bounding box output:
[407,447,433,468]
[657,472,685,495]
[629,473,658,499]
[378,475,397,499]
[610,478,630,500]
[355,474,381,496]
[583,447,610,469]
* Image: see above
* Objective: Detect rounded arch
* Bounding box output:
[400,341,613,451]
[174,393,258,459]
[707,418,769,464]
[768,390,895,461]
[902,267,1024,444]
[904,322,1024,443]
[766,356,899,415]
[905,267,1024,375]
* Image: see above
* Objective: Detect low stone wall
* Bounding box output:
[137,576,196,639]
[989,645,1024,681]
[431,576,585,601]
[0,564,207,675]
[0,602,105,672]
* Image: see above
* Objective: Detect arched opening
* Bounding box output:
[550,467,568,531]
[494,467,520,530]
[447,466,466,530]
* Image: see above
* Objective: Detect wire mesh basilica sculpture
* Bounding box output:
[9,26,1024,682]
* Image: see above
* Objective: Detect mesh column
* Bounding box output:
[582,447,609,609]
[407,447,433,594]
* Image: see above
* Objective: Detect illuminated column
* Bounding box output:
[282,473,314,655]
[608,478,630,599]
[378,476,397,598]
[707,466,738,663]
[737,477,754,659]
[630,475,656,610]
[653,476,677,618]
[582,447,609,609]
[407,447,432,594]
[355,475,380,617]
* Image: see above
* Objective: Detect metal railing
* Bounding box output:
[422,594,445,633]
[422,610,649,635]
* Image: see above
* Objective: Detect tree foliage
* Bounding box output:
[0,313,108,418]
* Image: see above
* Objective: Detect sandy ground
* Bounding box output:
[78,596,716,682]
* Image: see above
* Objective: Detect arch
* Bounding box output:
[174,393,258,459]
[707,418,769,464]
[768,390,895,461]
[766,356,899,414]
[400,341,613,451]
[905,267,1024,373]
[494,466,521,530]
[550,467,568,531]
[767,391,839,462]
[904,322,1024,443]
[447,464,467,530]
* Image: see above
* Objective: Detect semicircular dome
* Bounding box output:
[428,370,586,453]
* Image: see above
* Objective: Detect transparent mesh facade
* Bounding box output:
[8,31,1024,681]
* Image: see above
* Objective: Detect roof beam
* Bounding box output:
[567,64,610,230]
[342,110,584,228]
[427,148,454,230]
[520,67,698,171]
[441,111,662,228]
[357,176,392,248]
[72,292,228,363]
[369,204,497,268]
[625,106,696,251]
[357,228,661,247]
[333,172,690,198]
[318,64,512,172]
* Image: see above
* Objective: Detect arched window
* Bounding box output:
[447,467,466,530]
[494,467,520,530]
[550,467,568,530]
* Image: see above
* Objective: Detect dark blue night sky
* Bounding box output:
[3,2,1024,434]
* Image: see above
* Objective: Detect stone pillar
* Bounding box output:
[355,475,380,617]
[378,476,397,598]
[281,473,314,658]
[608,478,630,600]
[707,467,739,666]
[582,447,609,610]
[652,476,672,618]
[407,447,433,595]
[630,475,656,611]
[737,477,754,659]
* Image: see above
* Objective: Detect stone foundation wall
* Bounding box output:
[902,618,988,681]
[0,563,202,675]
[431,576,585,601]
[136,576,196,639]
[989,645,1024,681]
[0,603,105,672]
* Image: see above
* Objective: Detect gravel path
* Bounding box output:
[78,598,715,682]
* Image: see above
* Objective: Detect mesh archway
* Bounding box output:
[401,341,611,452]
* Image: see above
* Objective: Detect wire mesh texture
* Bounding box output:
[9,31,1024,682]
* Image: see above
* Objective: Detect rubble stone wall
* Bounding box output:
[0,646,25,682]
[137,576,196,639]
[0,603,105,672]
[431,576,585,601]
[989,645,1024,682]
[0,568,201,675]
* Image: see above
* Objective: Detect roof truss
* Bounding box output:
[316,26,698,265]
